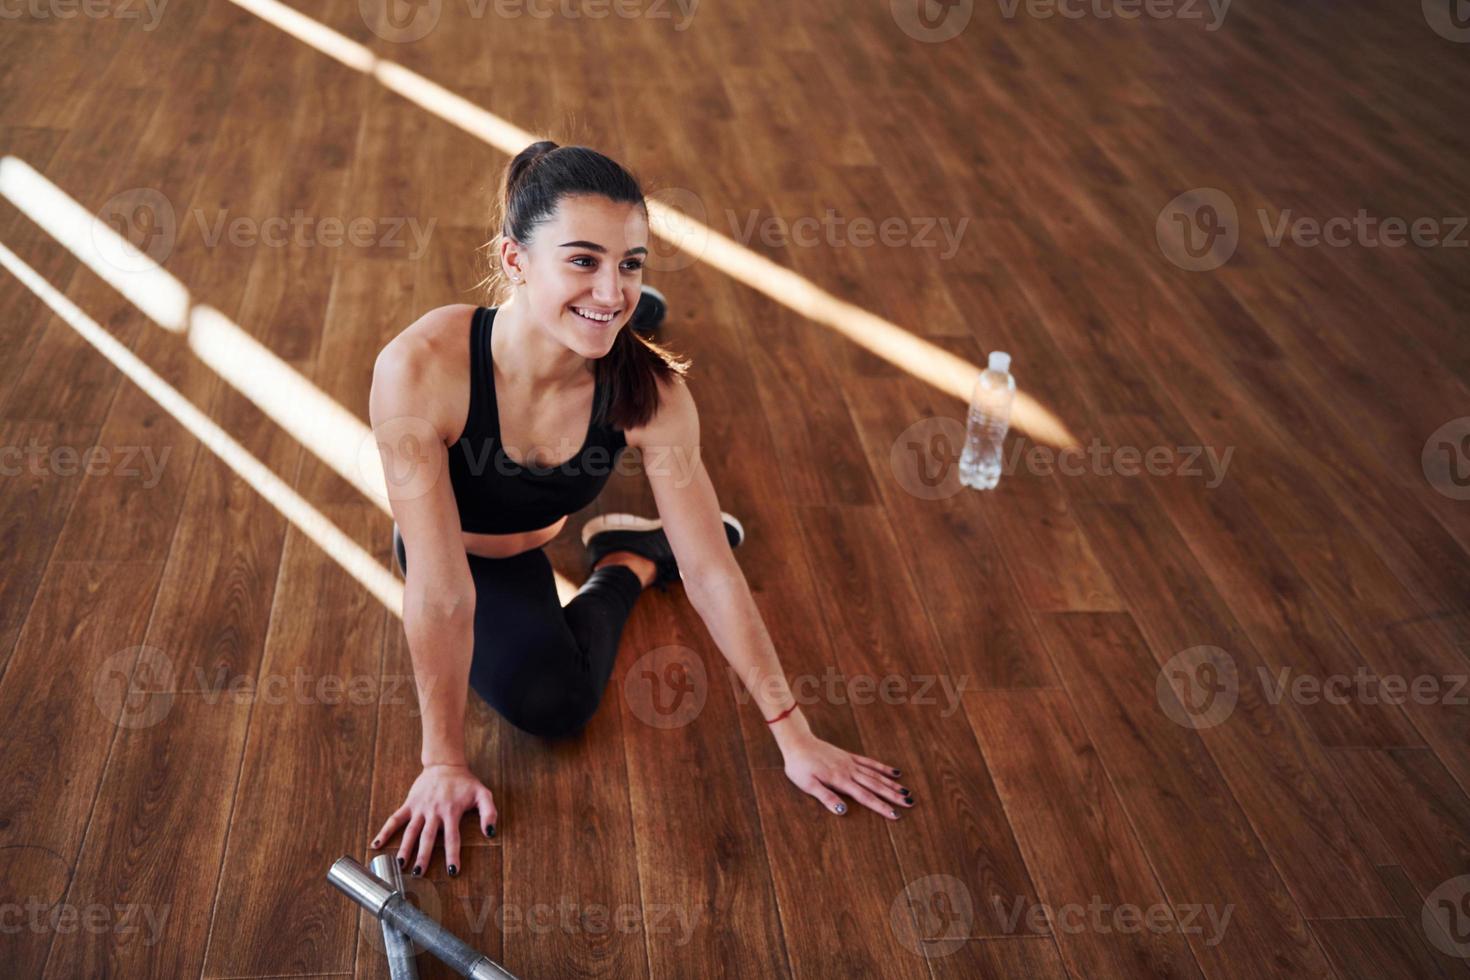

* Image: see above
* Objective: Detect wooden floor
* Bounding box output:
[3,0,1469,977]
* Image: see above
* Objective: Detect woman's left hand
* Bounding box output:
[781,733,914,819]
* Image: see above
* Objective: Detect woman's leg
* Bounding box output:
[462,548,644,738]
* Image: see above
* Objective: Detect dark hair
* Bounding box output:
[476,141,690,432]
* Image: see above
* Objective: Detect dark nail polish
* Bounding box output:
[397,857,404,870]
[448,864,457,877]
[900,788,911,796]
[372,839,380,848]
[412,865,421,876]
[891,769,901,777]
[488,824,496,838]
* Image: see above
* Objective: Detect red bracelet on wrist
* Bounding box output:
[765,703,797,725]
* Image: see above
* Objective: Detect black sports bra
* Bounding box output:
[446,306,627,534]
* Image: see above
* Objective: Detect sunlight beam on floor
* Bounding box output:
[0,239,406,618]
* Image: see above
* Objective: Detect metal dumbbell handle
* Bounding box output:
[327,856,519,980]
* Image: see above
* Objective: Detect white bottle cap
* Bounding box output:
[988,351,1011,374]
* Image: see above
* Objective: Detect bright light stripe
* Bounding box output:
[374,60,538,149]
[648,203,1075,446]
[0,156,190,332]
[223,0,1078,448]
[187,305,391,510]
[1,155,398,514]
[227,0,375,72]
[0,240,405,619]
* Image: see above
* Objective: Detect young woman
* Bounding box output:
[367,143,914,878]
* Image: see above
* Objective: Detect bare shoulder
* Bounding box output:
[625,371,698,451]
[370,304,478,437]
[376,303,477,367]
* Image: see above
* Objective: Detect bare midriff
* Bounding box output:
[461,515,568,559]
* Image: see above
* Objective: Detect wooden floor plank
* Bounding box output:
[200,503,388,978]
[794,503,1045,939]
[968,689,1205,979]
[0,559,165,977]
[1036,611,1334,979]
[40,693,252,979]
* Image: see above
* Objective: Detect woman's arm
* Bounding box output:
[367,328,498,875]
[631,378,912,819]
[369,339,477,765]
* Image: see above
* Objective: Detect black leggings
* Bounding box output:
[395,528,644,739]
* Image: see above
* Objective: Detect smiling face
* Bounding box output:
[500,193,649,356]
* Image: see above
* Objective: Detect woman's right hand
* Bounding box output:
[371,763,499,878]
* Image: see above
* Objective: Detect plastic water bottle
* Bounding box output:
[958,351,1015,490]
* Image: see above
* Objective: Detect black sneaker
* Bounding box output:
[581,511,745,592]
[629,284,667,336]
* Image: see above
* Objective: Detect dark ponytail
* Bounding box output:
[476,142,690,432]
